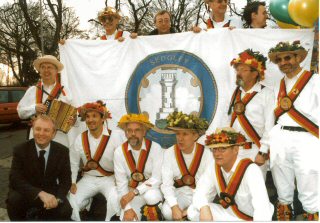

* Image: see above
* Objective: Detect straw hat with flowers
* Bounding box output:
[205,127,247,148]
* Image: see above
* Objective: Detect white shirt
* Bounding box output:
[97,30,130,40]
[193,158,273,221]
[70,128,125,183]
[161,144,214,207]
[114,138,164,211]
[204,14,243,29]
[17,81,72,119]
[275,69,320,127]
[229,83,275,153]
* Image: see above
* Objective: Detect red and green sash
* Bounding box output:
[174,143,205,189]
[207,19,230,29]
[215,159,253,221]
[35,80,66,104]
[274,71,318,137]
[82,130,113,176]
[230,88,262,148]
[100,30,124,40]
[122,138,152,188]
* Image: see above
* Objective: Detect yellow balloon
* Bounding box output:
[276,20,301,29]
[288,0,319,28]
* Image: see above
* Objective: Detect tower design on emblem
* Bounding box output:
[156,69,178,119]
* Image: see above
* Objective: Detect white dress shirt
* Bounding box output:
[70,128,125,183]
[193,158,274,221]
[229,83,275,153]
[114,138,164,211]
[161,144,214,208]
[97,30,130,40]
[202,14,243,29]
[275,69,320,127]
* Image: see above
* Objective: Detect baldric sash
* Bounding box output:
[230,87,262,148]
[214,158,253,221]
[122,138,152,188]
[274,70,318,137]
[207,18,230,29]
[100,30,124,40]
[81,130,114,176]
[173,143,205,189]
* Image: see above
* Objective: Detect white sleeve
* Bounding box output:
[70,136,81,183]
[17,86,37,119]
[137,144,164,194]
[193,161,216,210]
[160,148,178,207]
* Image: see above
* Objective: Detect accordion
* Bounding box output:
[47,99,77,133]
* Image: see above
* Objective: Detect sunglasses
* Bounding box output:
[275,55,296,64]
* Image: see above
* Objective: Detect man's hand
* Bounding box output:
[66,115,77,126]
[192,26,202,33]
[117,37,125,42]
[171,205,184,221]
[200,205,213,221]
[35,104,48,114]
[228,26,236,30]
[255,153,266,166]
[120,191,135,209]
[70,183,77,194]
[59,39,66,45]
[130,33,138,39]
[38,191,58,209]
[123,208,138,221]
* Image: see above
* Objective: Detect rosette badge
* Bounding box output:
[156,111,209,135]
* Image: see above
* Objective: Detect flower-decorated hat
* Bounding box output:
[162,111,209,135]
[118,113,154,130]
[78,100,111,121]
[98,6,121,22]
[33,55,64,72]
[268,40,307,64]
[230,49,267,80]
[205,127,247,148]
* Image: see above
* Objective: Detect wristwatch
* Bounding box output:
[133,188,139,196]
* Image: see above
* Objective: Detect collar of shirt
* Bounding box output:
[221,157,241,182]
[240,82,262,94]
[181,143,196,157]
[127,138,147,151]
[284,69,304,85]
[210,13,230,24]
[35,142,50,157]
[88,126,110,140]
[42,81,56,91]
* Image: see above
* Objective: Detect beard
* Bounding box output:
[236,78,244,87]
[128,136,142,148]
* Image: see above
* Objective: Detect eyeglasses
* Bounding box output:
[100,16,116,23]
[157,19,170,24]
[211,147,228,153]
[126,128,143,135]
[275,55,295,64]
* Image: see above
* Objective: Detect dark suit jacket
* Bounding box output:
[9,139,71,202]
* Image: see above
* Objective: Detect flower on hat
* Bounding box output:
[78,100,111,121]
[230,49,267,80]
[205,128,246,148]
[268,40,305,54]
[118,113,154,129]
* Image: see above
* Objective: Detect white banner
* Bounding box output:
[60,29,314,147]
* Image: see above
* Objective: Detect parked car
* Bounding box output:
[0,86,28,124]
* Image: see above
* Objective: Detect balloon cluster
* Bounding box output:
[270,0,318,28]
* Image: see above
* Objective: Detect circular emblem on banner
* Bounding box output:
[280,96,292,111]
[131,171,145,182]
[87,160,98,170]
[126,50,218,148]
[234,101,245,114]
[181,174,195,186]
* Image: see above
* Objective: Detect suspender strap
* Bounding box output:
[100,30,124,40]
[214,159,253,221]
[274,71,318,137]
[207,19,231,29]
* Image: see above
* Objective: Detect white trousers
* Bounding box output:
[120,188,162,220]
[269,125,319,213]
[68,174,119,221]
[238,146,268,181]
[162,189,193,220]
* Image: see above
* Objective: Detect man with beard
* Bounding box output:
[192,127,273,221]
[68,101,125,221]
[160,111,213,221]
[193,0,243,33]
[114,113,164,221]
[228,49,274,180]
[242,1,268,28]
[268,41,320,221]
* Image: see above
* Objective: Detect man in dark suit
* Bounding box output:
[6,115,72,220]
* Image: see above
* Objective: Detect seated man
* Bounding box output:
[191,127,274,221]
[6,115,72,221]
[68,101,125,221]
[114,113,164,221]
[160,111,214,220]
[149,10,176,35]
